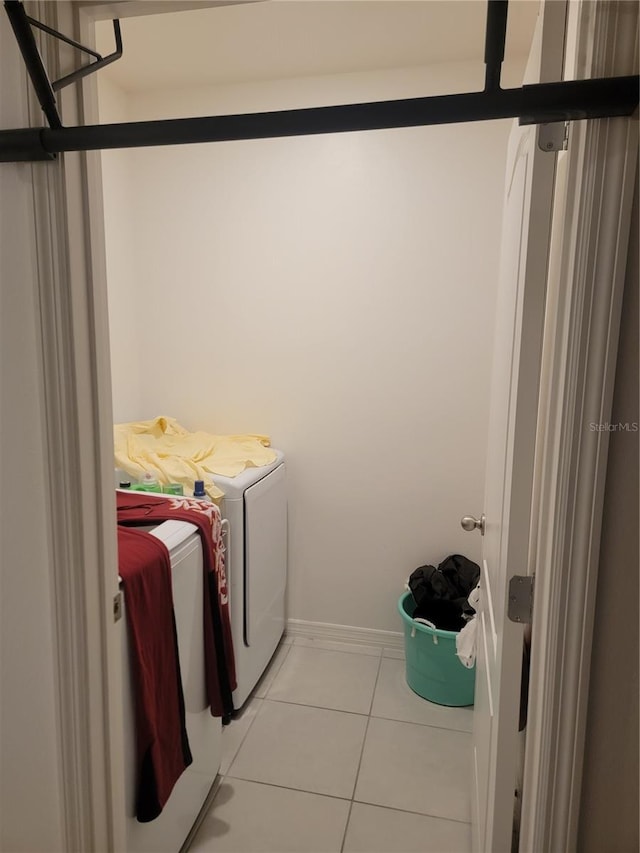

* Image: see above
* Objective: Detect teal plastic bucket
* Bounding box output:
[398,591,475,707]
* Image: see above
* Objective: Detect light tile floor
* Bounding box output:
[189,638,472,853]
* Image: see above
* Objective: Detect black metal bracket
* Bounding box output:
[4,0,121,136]
[1,0,638,164]
[40,17,121,93]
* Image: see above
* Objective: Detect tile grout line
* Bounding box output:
[339,650,385,853]
[221,773,352,802]
[261,695,469,729]
[366,647,385,718]
[346,796,475,827]
[371,656,473,733]
[220,639,292,781]
[219,773,474,827]
[261,696,370,717]
[254,641,292,699]
[340,801,355,853]
[371,715,472,734]
[221,696,266,777]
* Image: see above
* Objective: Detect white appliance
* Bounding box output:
[212,451,287,709]
[120,519,221,853]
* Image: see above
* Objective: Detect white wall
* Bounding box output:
[100,62,520,632]
[99,76,145,423]
[0,19,64,853]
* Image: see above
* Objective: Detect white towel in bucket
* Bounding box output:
[456,584,481,668]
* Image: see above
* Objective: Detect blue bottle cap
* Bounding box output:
[194,479,206,497]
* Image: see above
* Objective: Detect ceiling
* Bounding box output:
[95,1,540,93]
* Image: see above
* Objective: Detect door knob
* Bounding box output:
[461,514,486,535]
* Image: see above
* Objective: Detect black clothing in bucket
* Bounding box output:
[408,554,480,631]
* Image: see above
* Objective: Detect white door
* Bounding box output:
[470,4,567,852]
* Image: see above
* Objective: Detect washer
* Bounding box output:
[212,450,287,709]
[121,519,221,853]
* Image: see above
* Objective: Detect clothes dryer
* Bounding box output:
[213,451,287,709]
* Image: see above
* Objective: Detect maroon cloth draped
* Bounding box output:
[117,527,192,822]
[117,491,237,717]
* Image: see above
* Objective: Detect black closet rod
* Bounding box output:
[1,0,638,163]
[2,76,637,163]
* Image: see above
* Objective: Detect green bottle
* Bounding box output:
[133,472,162,493]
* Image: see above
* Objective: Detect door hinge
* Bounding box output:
[508,575,534,623]
[113,592,123,623]
[537,122,569,153]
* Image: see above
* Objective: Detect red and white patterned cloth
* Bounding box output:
[116,491,236,717]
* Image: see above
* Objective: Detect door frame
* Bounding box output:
[19,3,240,850]
[520,2,638,850]
[26,0,637,849]
[17,2,124,850]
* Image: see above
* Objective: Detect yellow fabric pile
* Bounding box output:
[114,416,276,503]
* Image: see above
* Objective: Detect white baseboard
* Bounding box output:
[286,618,404,651]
